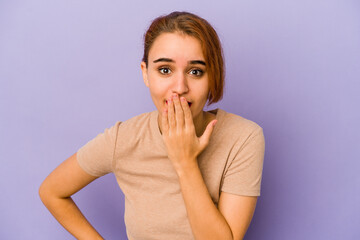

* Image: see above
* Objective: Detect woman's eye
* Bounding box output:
[189,69,204,76]
[159,68,171,75]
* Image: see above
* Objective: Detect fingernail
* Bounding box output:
[213,120,217,126]
[173,94,178,98]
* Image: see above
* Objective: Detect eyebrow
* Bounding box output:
[153,58,206,66]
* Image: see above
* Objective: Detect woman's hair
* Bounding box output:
[142,11,224,106]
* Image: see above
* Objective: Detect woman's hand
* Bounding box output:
[161,93,217,173]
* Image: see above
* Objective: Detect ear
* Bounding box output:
[141,61,149,88]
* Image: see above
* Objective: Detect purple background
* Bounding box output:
[1,0,359,239]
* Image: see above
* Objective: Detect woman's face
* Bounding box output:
[141,32,209,121]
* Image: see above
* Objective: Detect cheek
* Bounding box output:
[147,77,169,99]
[193,81,209,97]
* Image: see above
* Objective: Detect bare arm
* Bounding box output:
[218,192,258,240]
[39,152,103,240]
[176,162,234,240]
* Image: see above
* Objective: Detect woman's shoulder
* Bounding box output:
[216,108,263,136]
[118,111,153,127]
[107,111,155,146]
[105,111,154,139]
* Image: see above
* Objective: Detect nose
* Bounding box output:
[172,72,189,95]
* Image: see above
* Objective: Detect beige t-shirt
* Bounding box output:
[77,108,265,240]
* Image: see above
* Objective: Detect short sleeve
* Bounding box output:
[221,127,265,196]
[76,121,121,177]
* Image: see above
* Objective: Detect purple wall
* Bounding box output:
[1,0,359,239]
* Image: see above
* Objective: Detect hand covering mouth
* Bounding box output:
[165,100,192,107]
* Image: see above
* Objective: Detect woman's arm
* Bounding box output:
[218,192,257,240]
[39,153,103,240]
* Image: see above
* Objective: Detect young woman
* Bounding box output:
[39,11,265,240]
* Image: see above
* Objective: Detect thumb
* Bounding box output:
[199,120,217,149]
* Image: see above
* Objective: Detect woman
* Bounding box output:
[39,11,265,240]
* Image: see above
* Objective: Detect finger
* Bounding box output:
[172,94,184,130]
[162,106,169,135]
[180,97,193,129]
[199,120,217,149]
[168,97,176,130]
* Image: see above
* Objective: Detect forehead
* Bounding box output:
[148,32,204,62]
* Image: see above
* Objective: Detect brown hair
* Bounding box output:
[142,11,225,106]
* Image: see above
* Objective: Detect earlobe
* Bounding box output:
[141,61,149,87]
